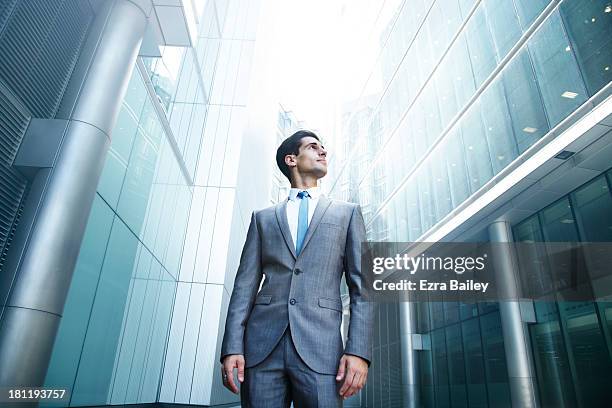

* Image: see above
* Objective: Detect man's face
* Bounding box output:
[286,136,328,179]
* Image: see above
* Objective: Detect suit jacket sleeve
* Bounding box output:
[220,210,263,363]
[343,204,375,365]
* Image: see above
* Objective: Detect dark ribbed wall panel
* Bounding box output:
[0,83,29,272]
[0,0,17,36]
[0,0,92,118]
[0,0,93,272]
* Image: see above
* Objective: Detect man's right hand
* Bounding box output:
[221,354,245,394]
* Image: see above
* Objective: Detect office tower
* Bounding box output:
[331,1,612,407]
[271,105,307,204]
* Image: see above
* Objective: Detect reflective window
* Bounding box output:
[460,101,494,192]
[98,105,139,208]
[434,68,459,127]
[442,129,471,208]
[540,197,579,241]
[419,349,435,407]
[432,328,451,408]
[483,0,522,59]
[480,311,512,408]
[71,219,139,405]
[559,0,612,95]
[513,0,550,30]
[571,174,612,242]
[458,0,477,19]
[479,79,520,174]
[446,324,468,407]
[462,318,488,408]
[418,164,437,232]
[501,50,549,153]
[430,148,453,221]
[530,302,578,407]
[422,82,442,146]
[558,302,612,407]
[465,6,498,87]
[449,34,477,113]
[528,11,588,126]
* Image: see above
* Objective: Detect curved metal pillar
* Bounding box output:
[488,221,539,408]
[399,301,419,408]
[0,0,148,392]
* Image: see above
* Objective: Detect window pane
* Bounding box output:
[513,0,549,30]
[571,174,612,242]
[480,311,512,408]
[540,197,580,241]
[449,34,477,110]
[442,129,471,207]
[71,219,139,405]
[528,11,588,126]
[462,318,488,408]
[432,328,451,408]
[558,302,612,407]
[461,101,494,191]
[446,324,468,407]
[501,50,549,153]
[483,0,522,58]
[529,302,578,407]
[559,0,612,95]
[479,79,520,174]
[465,5,498,87]
[431,148,453,220]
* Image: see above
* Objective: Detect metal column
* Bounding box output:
[488,221,539,408]
[399,301,419,408]
[0,0,149,391]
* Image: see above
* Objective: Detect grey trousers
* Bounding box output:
[240,326,343,408]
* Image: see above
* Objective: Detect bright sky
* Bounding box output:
[251,0,393,138]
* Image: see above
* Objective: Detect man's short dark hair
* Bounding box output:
[276,130,320,182]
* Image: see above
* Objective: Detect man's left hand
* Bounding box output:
[336,354,368,399]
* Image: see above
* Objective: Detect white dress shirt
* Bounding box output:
[286,187,322,250]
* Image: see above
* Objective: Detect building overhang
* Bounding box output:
[89,0,198,57]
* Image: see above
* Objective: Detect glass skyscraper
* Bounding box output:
[330,0,611,407]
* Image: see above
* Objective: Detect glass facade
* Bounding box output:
[335,0,611,239]
[514,169,612,408]
[42,66,192,407]
[332,0,611,407]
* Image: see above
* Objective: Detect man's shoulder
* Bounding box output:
[329,198,359,212]
[253,202,283,218]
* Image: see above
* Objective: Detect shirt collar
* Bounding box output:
[288,186,322,201]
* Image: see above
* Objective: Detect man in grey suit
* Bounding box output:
[220,130,374,407]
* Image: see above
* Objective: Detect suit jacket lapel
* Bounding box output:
[298,196,332,258]
[275,200,297,260]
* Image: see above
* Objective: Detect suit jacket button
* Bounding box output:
[289,298,296,305]
[294,268,301,275]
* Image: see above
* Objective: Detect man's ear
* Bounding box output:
[284,154,296,168]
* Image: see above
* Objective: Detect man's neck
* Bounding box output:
[290,176,319,190]
[291,183,318,189]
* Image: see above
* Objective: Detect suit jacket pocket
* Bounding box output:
[320,222,342,230]
[318,297,343,312]
[254,294,272,305]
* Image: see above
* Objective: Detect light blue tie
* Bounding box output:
[295,190,310,255]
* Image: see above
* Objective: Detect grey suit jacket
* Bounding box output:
[220,196,374,374]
